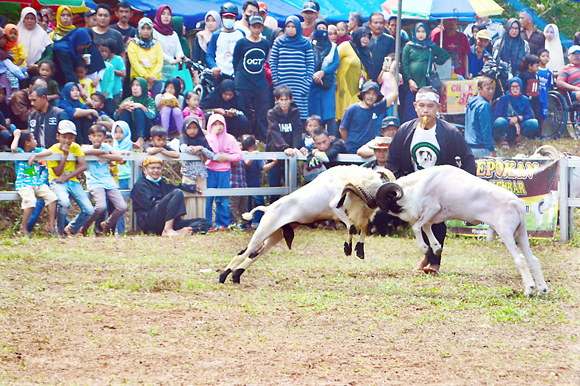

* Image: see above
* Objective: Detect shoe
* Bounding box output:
[216,226,229,231]
[64,224,74,236]
[499,140,510,149]
[208,227,217,232]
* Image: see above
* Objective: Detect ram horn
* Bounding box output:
[337,182,377,209]
[376,169,396,183]
[375,182,404,213]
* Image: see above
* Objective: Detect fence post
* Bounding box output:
[288,155,298,192]
[559,157,569,241]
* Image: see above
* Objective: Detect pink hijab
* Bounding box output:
[153,5,174,36]
[206,114,241,154]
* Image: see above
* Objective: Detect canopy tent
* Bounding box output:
[382,0,503,19]
[124,0,301,29]
[280,0,387,22]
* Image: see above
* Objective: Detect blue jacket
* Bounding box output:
[465,95,495,152]
[493,94,534,123]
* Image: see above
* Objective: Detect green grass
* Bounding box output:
[0,229,578,383]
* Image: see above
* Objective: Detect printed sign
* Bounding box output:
[440,79,478,114]
[447,158,560,238]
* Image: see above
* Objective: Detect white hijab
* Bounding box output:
[16,7,53,65]
[544,24,565,73]
[197,11,222,53]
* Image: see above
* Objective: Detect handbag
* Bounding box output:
[169,62,194,95]
[425,47,442,91]
[320,73,333,90]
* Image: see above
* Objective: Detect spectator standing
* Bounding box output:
[192,11,221,68]
[84,9,97,28]
[464,76,497,157]
[336,27,371,121]
[431,18,470,77]
[48,5,74,42]
[51,28,93,86]
[256,2,274,41]
[112,2,136,44]
[544,24,565,75]
[270,16,315,123]
[127,18,163,94]
[368,12,395,82]
[519,9,545,56]
[92,4,125,58]
[172,17,191,59]
[467,29,492,79]
[537,49,552,138]
[207,3,245,81]
[232,14,270,141]
[112,121,133,234]
[235,0,260,36]
[16,8,52,72]
[348,12,363,34]
[493,19,529,76]
[464,15,504,43]
[328,25,338,44]
[519,54,543,134]
[308,19,339,136]
[153,5,186,82]
[301,1,319,38]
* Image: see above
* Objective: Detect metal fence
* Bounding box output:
[558,157,580,241]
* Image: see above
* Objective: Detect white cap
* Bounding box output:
[58,120,77,135]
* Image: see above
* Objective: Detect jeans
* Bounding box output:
[470,148,493,158]
[493,117,540,142]
[84,188,128,232]
[50,179,95,234]
[239,89,271,141]
[267,163,284,203]
[159,106,184,135]
[247,194,265,224]
[119,109,152,141]
[74,116,94,145]
[116,178,130,234]
[206,169,231,228]
[27,199,45,233]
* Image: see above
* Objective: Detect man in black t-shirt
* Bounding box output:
[232,15,271,141]
[92,3,126,58]
[110,2,136,99]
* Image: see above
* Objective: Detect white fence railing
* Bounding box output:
[558,157,580,241]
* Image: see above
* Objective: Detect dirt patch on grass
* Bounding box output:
[1,231,579,384]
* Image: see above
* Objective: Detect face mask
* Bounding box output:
[314,29,327,39]
[245,15,251,24]
[223,19,235,30]
[146,175,163,184]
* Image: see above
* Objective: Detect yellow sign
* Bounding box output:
[441,79,478,114]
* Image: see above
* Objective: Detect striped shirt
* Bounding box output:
[557,64,580,88]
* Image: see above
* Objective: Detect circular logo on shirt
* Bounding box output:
[411,142,440,170]
[243,48,266,75]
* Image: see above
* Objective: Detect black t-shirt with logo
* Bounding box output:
[232,37,270,91]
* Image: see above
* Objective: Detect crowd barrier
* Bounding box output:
[1,152,578,240]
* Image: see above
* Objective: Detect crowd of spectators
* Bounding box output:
[0,1,577,241]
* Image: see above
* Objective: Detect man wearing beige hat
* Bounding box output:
[467,29,492,79]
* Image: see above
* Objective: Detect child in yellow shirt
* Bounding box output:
[4,24,27,67]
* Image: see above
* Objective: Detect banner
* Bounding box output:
[440,79,478,114]
[447,158,560,238]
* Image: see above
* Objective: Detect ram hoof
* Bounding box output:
[355,242,364,259]
[344,241,352,256]
[232,268,246,284]
[219,269,232,284]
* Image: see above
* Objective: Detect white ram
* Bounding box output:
[374,165,548,296]
[218,165,394,284]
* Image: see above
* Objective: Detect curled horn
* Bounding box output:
[376,169,396,183]
[337,182,377,209]
[375,182,404,213]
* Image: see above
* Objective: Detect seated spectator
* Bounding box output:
[127,18,163,95]
[493,77,539,147]
[339,78,398,154]
[48,5,74,42]
[47,120,95,236]
[116,77,157,147]
[4,24,28,67]
[357,116,399,158]
[27,82,68,149]
[112,121,133,234]
[302,128,346,183]
[182,91,205,129]
[431,18,470,77]
[362,136,390,170]
[556,45,580,106]
[200,79,249,139]
[37,61,60,105]
[155,77,184,137]
[59,82,99,145]
[95,40,116,104]
[143,125,180,159]
[465,76,497,157]
[493,19,529,76]
[80,124,128,236]
[0,28,27,96]
[16,7,53,73]
[130,156,211,236]
[10,129,57,235]
[204,114,243,231]
[180,116,215,218]
[51,28,93,86]
[75,64,95,99]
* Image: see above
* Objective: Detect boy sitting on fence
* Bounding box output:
[10,129,58,235]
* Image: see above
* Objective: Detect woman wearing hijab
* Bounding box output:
[335,27,371,121]
[154,77,184,135]
[172,16,191,59]
[51,28,93,86]
[59,82,99,144]
[116,77,158,147]
[192,11,221,67]
[48,5,75,42]
[401,22,450,121]
[152,5,186,81]
[200,79,249,139]
[308,19,339,135]
[269,15,315,122]
[544,24,565,74]
[493,18,530,76]
[16,7,53,72]
[127,18,164,94]
[493,77,540,147]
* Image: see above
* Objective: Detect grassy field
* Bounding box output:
[0,229,579,384]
